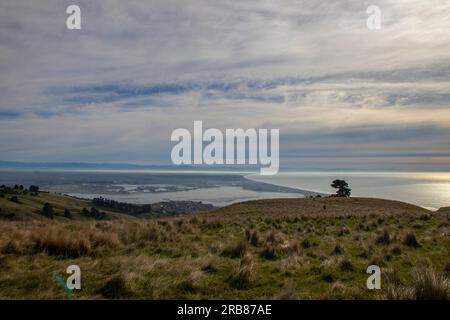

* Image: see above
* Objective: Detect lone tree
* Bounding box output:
[331,179,351,197]
[63,208,72,219]
[42,203,54,219]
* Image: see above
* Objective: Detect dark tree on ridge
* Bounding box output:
[331,180,351,197]
[42,203,54,219]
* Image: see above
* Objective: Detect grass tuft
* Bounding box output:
[413,268,449,300]
[98,275,128,299]
[374,228,391,245]
[244,229,259,246]
[33,227,91,258]
[178,271,203,293]
[229,253,254,289]
[332,243,344,255]
[403,232,420,248]
[221,240,247,259]
[338,258,354,272]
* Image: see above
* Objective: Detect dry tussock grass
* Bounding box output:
[0,197,448,299]
[229,253,254,289]
[386,267,449,300]
[221,240,248,259]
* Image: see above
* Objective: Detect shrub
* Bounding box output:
[281,240,300,256]
[338,258,354,272]
[0,241,21,254]
[221,240,247,258]
[300,239,311,249]
[244,229,259,246]
[98,275,128,299]
[375,229,391,245]
[260,243,277,260]
[391,246,402,255]
[321,273,334,283]
[337,227,350,237]
[176,220,184,227]
[264,231,278,245]
[403,232,420,248]
[332,243,344,255]
[0,212,15,220]
[63,209,72,219]
[9,196,21,204]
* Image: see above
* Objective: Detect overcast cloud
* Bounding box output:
[0,0,449,170]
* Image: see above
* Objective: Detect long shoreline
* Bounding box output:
[2,169,450,209]
[0,170,323,207]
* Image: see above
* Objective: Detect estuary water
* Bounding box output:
[1,170,449,209]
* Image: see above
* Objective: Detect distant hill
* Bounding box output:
[0,190,129,220]
[0,190,214,220]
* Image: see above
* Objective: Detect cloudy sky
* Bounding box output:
[0,0,449,170]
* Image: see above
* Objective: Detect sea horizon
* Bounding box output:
[1,168,449,210]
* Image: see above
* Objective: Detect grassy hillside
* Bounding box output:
[0,191,130,220]
[0,196,449,299]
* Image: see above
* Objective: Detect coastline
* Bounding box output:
[0,169,320,207]
[1,169,450,209]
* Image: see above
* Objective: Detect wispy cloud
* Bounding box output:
[0,0,449,169]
